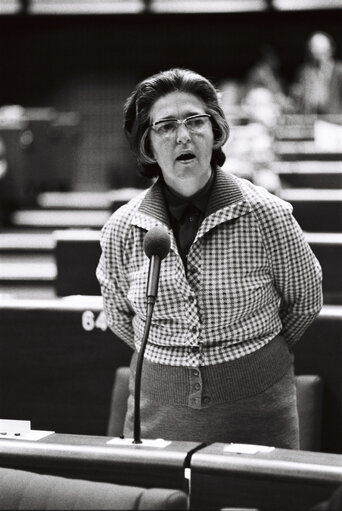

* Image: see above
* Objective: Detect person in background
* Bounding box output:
[97,68,322,448]
[291,31,342,114]
[245,44,294,112]
[223,86,282,194]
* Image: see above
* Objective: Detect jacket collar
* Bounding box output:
[206,167,249,216]
[131,168,251,236]
[162,170,214,221]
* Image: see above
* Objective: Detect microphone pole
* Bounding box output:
[133,263,158,444]
[133,227,170,444]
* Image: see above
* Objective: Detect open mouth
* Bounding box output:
[176,152,196,162]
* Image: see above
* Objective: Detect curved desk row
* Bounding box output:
[52,228,342,299]
[0,434,342,510]
[279,189,342,233]
[0,297,341,453]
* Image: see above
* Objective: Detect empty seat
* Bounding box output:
[0,466,188,510]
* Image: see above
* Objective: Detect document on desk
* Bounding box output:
[224,443,275,454]
[0,431,55,441]
[107,437,171,448]
[0,419,54,441]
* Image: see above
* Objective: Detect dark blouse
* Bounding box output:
[162,171,215,267]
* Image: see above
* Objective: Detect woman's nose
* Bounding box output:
[176,123,191,144]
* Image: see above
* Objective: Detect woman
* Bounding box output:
[97,68,322,448]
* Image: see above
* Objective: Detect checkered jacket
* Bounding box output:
[97,169,322,367]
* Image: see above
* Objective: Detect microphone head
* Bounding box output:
[143,226,171,260]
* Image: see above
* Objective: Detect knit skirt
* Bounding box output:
[123,335,299,449]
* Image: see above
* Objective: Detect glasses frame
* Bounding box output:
[149,114,212,136]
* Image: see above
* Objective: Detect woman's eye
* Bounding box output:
[157,122,176,134]
[188,118,205,129]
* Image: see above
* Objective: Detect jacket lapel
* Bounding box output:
[197,169,252,240]
[131,181,178,253]
[130,168,251,251]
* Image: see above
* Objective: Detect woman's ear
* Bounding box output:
[213,139,223,150]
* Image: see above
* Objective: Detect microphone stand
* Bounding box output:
[133,299,154,444]
[133,253,162,443]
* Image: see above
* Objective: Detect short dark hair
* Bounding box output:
[123,68,230,178]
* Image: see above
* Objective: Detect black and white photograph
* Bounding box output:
[0,1,342,509]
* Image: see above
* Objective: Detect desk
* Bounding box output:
[54,230,101,296]
[191,443,342,510]
[0,434,201,491]
[0,296,132,435]
[305,232,342,303]
[275,141,342,161]
[272,161,342,189]
[294,305,342,454]
[53,229,342,298]
[280,189,342,232]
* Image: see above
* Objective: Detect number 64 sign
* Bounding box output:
[81,310,108,332]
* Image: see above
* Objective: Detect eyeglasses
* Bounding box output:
[150,114,211,137]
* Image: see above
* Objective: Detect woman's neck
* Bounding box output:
[163,171,213,198]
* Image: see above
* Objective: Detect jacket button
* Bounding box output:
[191,346,200,354]
[203,396,211,405]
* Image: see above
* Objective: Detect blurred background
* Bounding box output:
[1,0,342,301]
[0,0,342,300]
[0,2,341,187]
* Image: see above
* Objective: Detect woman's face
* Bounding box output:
[149,91,214,196]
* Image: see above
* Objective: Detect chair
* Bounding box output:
[295,374,323,451]
[107,366,130,437]
[0,466,188,510]
[311,484,342,510]
[107,368,323,451]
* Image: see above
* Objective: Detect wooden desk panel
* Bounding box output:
[1,298,341,451]
[0,434,201,491]
[53,229,342,298]
[191,443,342,510]
[294,306,342,454]
[54,230,101,296]
[0,297,132,435]
[305,233,342,302]
[279,189,342,232]
[275,141,342,161]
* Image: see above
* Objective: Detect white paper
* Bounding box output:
[0,430,55,441]
[0,419,31,434]
[107,437,171,448]
[224,443,275,454]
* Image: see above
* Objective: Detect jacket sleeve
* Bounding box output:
[96,217,135,349]
[257,197,323,348]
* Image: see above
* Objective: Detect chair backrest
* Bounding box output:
[107,368,323,451]
[0,466,188,510]
[107,366,130,437]
[295,374,323,451]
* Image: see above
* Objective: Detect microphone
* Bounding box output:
[133,226,170,444]
[143,226,171,305]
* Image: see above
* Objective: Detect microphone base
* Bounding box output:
[107,437,172,448]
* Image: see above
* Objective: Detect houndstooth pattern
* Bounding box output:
[96,169,322,367]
